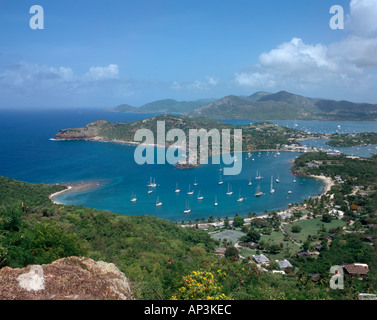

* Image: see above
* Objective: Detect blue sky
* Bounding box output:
[1,0,376,109]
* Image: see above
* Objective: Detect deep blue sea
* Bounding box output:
[1,109,376,222]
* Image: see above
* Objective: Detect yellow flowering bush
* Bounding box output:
[172,271,232,300]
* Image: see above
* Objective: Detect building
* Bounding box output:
[280,212,293,220]
[276,260,293,269]
[215,248,226,257]
[359,293,377,300]
[295,251,311,258]
[252,254,270,265]
[342,264,369,278]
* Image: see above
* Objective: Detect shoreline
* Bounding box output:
[49,181,102,205]
[181,173,335,228]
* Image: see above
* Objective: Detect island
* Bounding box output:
[54,114,319,158]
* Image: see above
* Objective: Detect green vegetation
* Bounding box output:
[2,147,377,302]
[190,91,377,121]
[327,132,377,147]
[0,177,215,300]
[110,91,377,121]
[111,98,214,114]
[54,114,311,153]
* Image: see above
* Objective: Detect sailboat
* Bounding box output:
[237,190,245,202]
[130,192,137,202]
[255,183,263,197]
[147,189,153,194]
[255,170,262,180]
[248,178,252,186]
[175,182,181,193]
[147,177,157,188]
[218,172,224,185]
[276,174,280,183]
[197,191,204,200]
[226,183,233,195]
[184,200,191,214]
[270,176,275,194]
[187,185,194,195]
[214,196,218,206]
[156,196,162,207]
[194,178,198,186]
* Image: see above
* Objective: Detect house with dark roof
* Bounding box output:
[295,251,311,258]
[342,264,369,279]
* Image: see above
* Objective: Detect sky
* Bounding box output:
[0,0,377,109]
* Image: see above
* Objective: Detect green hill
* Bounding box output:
[190,91,377,120]
[53,114,311,152]
[110,98,214,114]
[0,177,215,299]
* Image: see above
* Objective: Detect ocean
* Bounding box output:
[0,109,376,222]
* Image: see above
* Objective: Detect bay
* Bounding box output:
[0,109,375,222]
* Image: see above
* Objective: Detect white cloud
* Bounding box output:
[170,76,219,91]
[259,38,335,72]
[84,64,119,81]
[348,0,377,38]
[234,0,377,99]
[235,72,276,88]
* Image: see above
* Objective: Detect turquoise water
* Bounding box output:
[0,109,375,222]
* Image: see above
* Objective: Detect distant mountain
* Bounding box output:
[108,91,377,120]
[190,91,377,120]
[108,98,215,114]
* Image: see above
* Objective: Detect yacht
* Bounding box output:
[218,172,224,185]
[226,183,233,195]
[184,200,191,214]
[147,177,157,188]
[237,190,245,202]
[156,196,162,207]
[130,192,137,202]
[270,176,275,194]
[147,189,153,194]
[187,185,194,195]
[255,184,263,197]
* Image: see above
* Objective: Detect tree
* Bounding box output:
[291,225,302,233]
[233,216,244,228]
[241,228,261,243]
[268,261,280,270]
[322,213,333,223]
[224,216,230,229]
[224,246,239,260]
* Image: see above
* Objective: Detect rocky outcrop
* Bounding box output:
[54,120,109,141]
[0,257,133,300]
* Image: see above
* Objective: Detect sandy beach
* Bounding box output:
[49,181,102,205]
